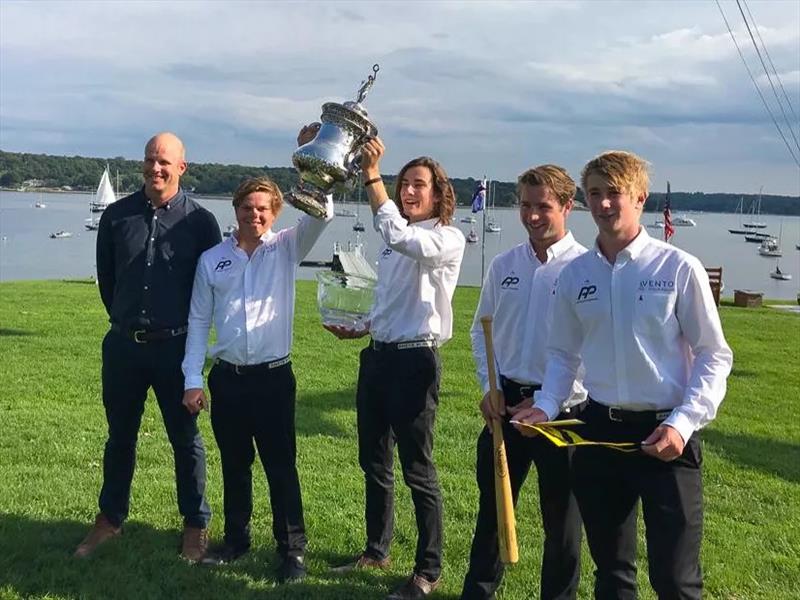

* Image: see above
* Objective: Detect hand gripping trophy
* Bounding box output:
[286,64,380,219]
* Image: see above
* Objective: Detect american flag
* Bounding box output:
[471,178,487,213]
[663,181,675,242]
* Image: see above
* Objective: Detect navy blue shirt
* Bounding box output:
[96,187,221,331]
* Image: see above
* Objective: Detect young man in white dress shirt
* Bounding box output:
[181,124,332,582]
[461,165,587,600]
[515,151,733,599]
[326,137,465,600]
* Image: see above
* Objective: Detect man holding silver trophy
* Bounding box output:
[324,138,466,599]
[181,124,332,581]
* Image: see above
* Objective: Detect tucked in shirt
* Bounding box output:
[471,232,588,408]
[534,227,733,442]
[369,201,465,345]
[182,198,332,390]
[96,188,221,331]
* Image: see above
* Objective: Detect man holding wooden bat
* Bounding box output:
[460,165,587,600]
[514,151,733,599]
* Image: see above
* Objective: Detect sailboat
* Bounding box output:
[770,261,791,281]
[728,197,748,234]
[89,166,117,213]
[484,181,501,233]
[353,185,365,232]
[759,221,785,257]
[35,193,46,209]
[466,227,479,244]
[742,188,766,229]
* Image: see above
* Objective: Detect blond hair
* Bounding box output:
[580,151,650,197]
[232,176,283,215]
[517,164,576,206]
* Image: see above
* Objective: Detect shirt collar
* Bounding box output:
[593,226,650,264]
[526,231,577,265]
[143,187,184,211]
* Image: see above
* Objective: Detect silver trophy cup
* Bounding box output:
[286,65,380,219]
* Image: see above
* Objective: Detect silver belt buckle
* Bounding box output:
[608,406,623,422]
[133,330,147,344]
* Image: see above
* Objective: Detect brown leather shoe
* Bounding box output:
[73,513,121,558]
[386,574,440,599]
[331,552,391,573]
[180,526,209,562]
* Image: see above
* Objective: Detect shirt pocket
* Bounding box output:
[633,292,676,334]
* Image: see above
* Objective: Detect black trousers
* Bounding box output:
[571,403,704,600]
[461,380,583,600]
[207,361,307,559]
[99,330,210,528]
[356,344,443,582]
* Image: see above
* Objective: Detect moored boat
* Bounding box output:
[50,230,72,239]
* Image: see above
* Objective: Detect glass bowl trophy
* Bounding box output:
[286,64,380,219]
[316,270,376,330]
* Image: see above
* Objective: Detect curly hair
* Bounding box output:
[392,156,456,225]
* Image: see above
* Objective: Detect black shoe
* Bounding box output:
[199,543,249,566]
[386,574,440,599]
[278,555,307,583]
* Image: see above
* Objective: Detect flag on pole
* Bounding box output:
[471,178,487,213]
[663,181,675,242]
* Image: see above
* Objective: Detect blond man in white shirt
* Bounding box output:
[181,123,332,583]
[326,137,465,600]
[515,151,732,600]
[461,165,587,600]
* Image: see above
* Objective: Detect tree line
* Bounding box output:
[1,150,797,215]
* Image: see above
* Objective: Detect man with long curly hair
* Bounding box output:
[326,137,465,600]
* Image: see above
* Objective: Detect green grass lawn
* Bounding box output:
[0,280,798,600]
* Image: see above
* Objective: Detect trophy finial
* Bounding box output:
[355,64,380,105]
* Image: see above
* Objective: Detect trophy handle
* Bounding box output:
[344,143,365,178]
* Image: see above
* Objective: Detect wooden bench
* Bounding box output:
[705,267,722,307]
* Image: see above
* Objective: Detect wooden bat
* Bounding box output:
[480,315,519,565]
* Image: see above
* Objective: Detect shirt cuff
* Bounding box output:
[532,390,561,421]
[662,410,696,444]
[184,375,204,391]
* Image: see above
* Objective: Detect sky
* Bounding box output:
[1,0,799,195]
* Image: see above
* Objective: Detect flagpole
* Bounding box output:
[481,176,487,284]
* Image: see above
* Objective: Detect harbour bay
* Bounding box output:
[1,190,799,301]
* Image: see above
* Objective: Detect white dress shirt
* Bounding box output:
[369,201,465,345]
[534,227,733,442]
[182,198,332,390]
[471,233,588,407]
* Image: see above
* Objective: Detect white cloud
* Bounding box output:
[1,0,798,193]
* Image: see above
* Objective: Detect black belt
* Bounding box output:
[499,375,541,400]
[111,323,188,344]
[214,356,290,375]
[587,399,671,424]
[370,339,436,351]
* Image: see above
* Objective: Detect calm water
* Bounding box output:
[1,191,799,300]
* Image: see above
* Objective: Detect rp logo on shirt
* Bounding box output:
[576,283,597,303]
[500,275,520,289]
[214,259,233,272]
[381,248,393,258]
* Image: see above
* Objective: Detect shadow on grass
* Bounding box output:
[0,328,35,337]
[704,429,800,484]
[296,388,358,439]
[0,513,392,599]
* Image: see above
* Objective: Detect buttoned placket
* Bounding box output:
[610,252,631,406]
[140,207,160,324]
[234,242,261,365]
[520,249,544,381]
